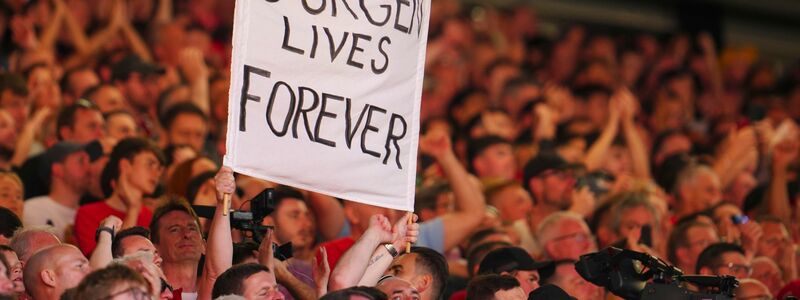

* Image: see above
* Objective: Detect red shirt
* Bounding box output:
[74,202,153,256]
[316,237,355,270]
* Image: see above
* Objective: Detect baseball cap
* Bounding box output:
[39,142,86,182]
[111,55,165,81]
[523,152,571,182]
[478,247,555,281]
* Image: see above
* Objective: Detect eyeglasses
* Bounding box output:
[713,262,752,277]
[102,287,150,300]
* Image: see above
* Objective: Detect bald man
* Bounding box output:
[23,245,91,300]
[9,228,60,266]
[735,278,771,300]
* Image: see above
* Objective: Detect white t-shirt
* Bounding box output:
[23,196,77,241]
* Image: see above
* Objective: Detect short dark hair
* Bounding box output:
[695,242,745,274]
[409,247,448,299]
[101,137,166,198]
[232,241,259,265]
[111,227,150,258]
[185,171,216,203]
[56,100,101,140]
[413,182,449,215]
[211,263,270,299]
[466,135,511,173]
[319,286,387,300]
[149,198,201,244]
[0,207,22,238]
[667,221,715,265]
[272,186,306,212]
[0,73,28,96]
[75,264,150,300]
[466,274,519,300]
[161,102,207,131]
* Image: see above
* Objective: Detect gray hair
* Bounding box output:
[534,211,590,257]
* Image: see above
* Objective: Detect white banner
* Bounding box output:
[224,0,430,211]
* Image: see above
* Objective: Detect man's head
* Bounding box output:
[23,245,90,300]
[9,227,60,265]
[545,260,604,300]
[755,215,791,258]
[162,103,208,152]
[0,110,17,157]
[41,142,91,194]
[484,180,532,223]
[104,110,139,140]
[467,109,516,140]
[263,187,315,251]
[83,84,128,114]
[413,182,452,222]
[60,67,99,104]
[211,263,284,300]
[0,73,30,128]
[524,154,575,209]
[466,241,513,278]
[74,264,151,300]
[0,175,24,220]
[150,200,204,264]
[101,137,165,198]
[673,164,721,216]
[607,191,659,241]
[467,135,516,180]
[56,100,105,143]
[111,227,162,268]
[385,247,448,300]
[667,220,718,273]
[0,245,22,294]
[478,247,554,294]
[696,242,750,278]
[734,278,771,300]
[750,257,784,295]
[111,55,163,110]
[536,212,596,260]
[376,276,420,300]
[466,274,526,300]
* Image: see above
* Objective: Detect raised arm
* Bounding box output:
[765,137,798,223]
[618,88,651,179]
[328,214,393,291]
[257,230,316,300]
[420,129,486,252]
[11,108,50,167]
[178,48,210,114]
[358,213,418,286]
[197,166,235,300]
[583,92,620,172]
[89,216,123,269]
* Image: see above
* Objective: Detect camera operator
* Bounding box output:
[198,166,315,300]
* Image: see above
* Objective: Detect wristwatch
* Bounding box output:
[383,243,399,258]
[95,226,115,242]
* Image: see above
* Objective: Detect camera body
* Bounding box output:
[576,247,737,300]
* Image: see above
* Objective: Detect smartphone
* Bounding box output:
[731,215,750,225]
[639,225,652,247]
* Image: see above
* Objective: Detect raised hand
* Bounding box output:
[419,129,453,161]
[569,186,596,217]
[365,214,394,244]
[100,215,123,232]
[312,247,330,296]
[179,47,210,84]
[391,213,420,253]
[214,166,236,201]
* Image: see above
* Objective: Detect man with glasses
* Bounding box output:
[523,153,587,230]
[696,242,751,278]
[74,264,155,300]
[535,211,597,261]
[667,220,719,275]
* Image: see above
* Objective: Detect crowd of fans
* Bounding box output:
[1,0,800,299]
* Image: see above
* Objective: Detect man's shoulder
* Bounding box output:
[24,196,53,207]
[76,201,111,214]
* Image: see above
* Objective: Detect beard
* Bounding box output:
[0,145,13,163]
